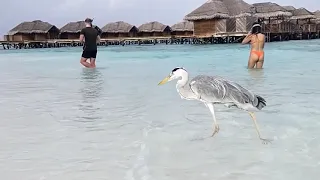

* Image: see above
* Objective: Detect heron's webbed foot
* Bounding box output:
[260,137,272,144]
[224,103,235,108]
[211,124,220,137]
[248,112,272,144]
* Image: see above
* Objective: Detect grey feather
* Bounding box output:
[188,75,266,110]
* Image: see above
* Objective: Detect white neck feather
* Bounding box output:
[176,70,189,88]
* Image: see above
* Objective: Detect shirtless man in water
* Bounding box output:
[241,22,265,69]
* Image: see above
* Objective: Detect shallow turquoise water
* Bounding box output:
[0,40,320,180]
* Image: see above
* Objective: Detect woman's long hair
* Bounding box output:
[251,22,262,34]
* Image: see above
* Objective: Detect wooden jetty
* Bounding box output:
[0,33,248,50]
[1,30,319,50]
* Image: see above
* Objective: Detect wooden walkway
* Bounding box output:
[1,32,319,50]
[0,34,250,50]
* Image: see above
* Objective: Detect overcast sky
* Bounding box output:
[0,0,319,39]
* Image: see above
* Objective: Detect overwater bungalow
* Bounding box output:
[171,21,194,36]
[313,10,320,32]
[252,2,292,33]
[101,21,138,39]
[138,21,171,37]
[289,8,316,33]
[183,0,260,37]
[223,0,257,33]
[184,0,230,37]
[5,20,59,42]
[59,21,85,39]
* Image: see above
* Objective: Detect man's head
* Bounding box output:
[84,18,93,27]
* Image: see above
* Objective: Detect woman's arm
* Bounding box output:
[241,33,252,44]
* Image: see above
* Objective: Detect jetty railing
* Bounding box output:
[1,30,319,50]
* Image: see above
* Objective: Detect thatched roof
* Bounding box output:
[171,21,194,32]
[60,21,101,33]
[184,0,256,21]
[314,10,320,19]
[223,0,255,17]
[138,21,171,32]
[8,20,58,35]
[184,0,230,20]
[311,10,320,23]
[282,6,296,11]
[101,21,138,33]
[252,2,292,18]
[290,8,315,20]
[60,21,85,33]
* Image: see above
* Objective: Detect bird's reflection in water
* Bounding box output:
[77,68,104,125]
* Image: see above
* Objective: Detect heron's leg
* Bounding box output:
[205,103,220,137]
[248,112,272,144]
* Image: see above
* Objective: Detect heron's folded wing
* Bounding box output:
[223,80,254,104]
[189,75,226,102]
[190,75,255,104]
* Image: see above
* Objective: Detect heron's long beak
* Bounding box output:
[158,75,170,85]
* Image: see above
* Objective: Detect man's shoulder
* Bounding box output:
[83,27,92,30]
[89,27,99,35]
[83,27,97,32]
[80,27,88,33]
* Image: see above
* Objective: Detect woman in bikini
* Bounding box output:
[241,22,265,69]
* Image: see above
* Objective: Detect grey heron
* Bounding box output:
[158,67,271,144]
